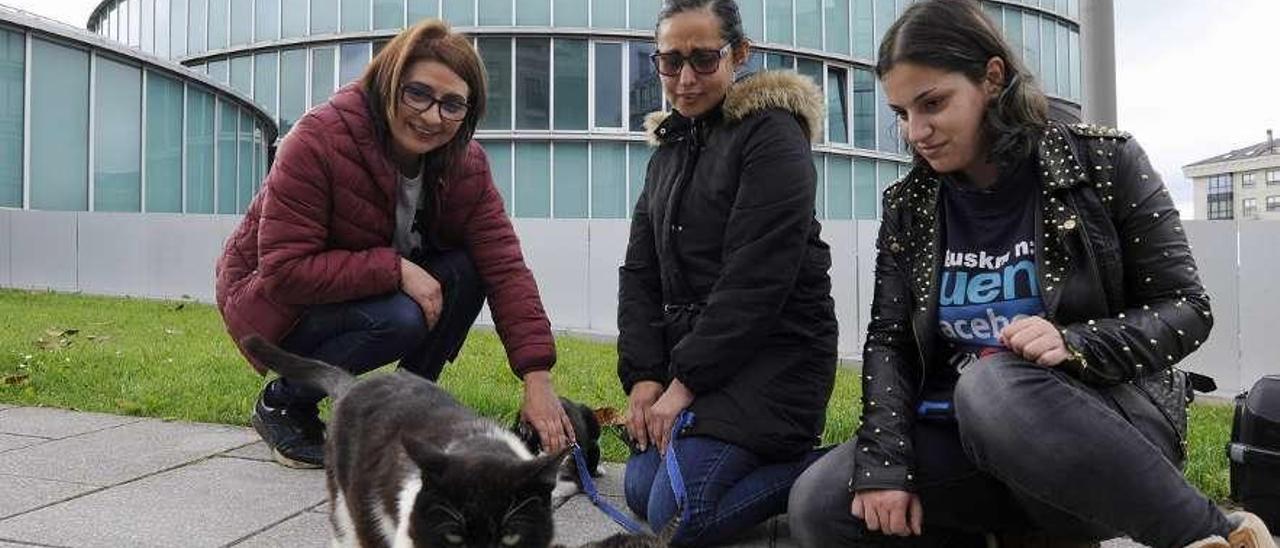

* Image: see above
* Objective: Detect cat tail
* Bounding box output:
[240,335,357,400]
[656,510,682,545]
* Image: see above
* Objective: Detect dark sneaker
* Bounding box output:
[250,391,325,469]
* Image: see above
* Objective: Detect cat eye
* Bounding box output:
[502,533,522,546]
[444,533,465,544]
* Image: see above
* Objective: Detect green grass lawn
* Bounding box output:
[0,289,1233,501]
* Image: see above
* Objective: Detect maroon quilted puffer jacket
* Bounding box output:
[215,83,555,376]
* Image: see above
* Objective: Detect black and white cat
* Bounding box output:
[512,398,601,505]
[242,335,567,548]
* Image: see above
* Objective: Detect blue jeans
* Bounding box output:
[623,435,825,546]
[787,353,1233,548]
[268,249,486,408]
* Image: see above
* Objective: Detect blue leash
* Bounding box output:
[572,410,695,534]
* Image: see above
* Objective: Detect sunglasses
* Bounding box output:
[399,83,469,122]
[649,44,733,77]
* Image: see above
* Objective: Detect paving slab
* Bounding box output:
[553,494,637,546]
[0,418,257,486]
[0,541,47,547]
[0,457,327,548]
[0,407,139,439]
[0,474,98,519]
[0,434,45,454]
[231,510,330,547]
[221,440,273,462]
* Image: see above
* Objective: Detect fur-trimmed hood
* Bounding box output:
[643,70,825,146]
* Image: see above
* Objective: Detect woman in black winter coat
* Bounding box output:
[615,0,839,545]
[786,2,1274,548]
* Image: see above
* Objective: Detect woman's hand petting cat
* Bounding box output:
[521,370,576,453]
[625,381,665,452]
[852,489,923,536]
[646,379,694,456]
[999,316,1070,367]
[399,258,443,329]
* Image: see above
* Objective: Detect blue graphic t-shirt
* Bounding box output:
[937,161,1045,360]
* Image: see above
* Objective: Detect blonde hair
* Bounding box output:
[361,19,487,180]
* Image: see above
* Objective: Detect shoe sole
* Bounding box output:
[250,412,324,470]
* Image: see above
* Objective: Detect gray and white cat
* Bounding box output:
[242,336,566,548]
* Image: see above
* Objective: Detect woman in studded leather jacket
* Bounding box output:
[786,2,1274,548]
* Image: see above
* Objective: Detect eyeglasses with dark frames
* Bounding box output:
[649,44,733,77]
[399,82,470,122]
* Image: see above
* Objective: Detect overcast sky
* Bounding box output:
[7,0,1279,218]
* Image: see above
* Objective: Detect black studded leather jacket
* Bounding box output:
[851,121,1213,492]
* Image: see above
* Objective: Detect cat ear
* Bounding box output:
[528,448,569,489]
[402,436,450,482]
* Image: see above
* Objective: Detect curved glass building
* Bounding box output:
[0,5,275,214]
[80,0,1087,222]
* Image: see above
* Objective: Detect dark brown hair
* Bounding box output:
[876,0,1048,169]
[361,19,486,182]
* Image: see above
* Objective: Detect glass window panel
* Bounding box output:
[145,71,183,212]
[230,55,251,95]
[94,58,142,212]
[629,0,659,30]
[594,42,622,128]
[129,0,142,47]
[156,0,170,57]
[982,3,1001,27]
[141,0,154,53]
[553,0,587,27]
[254,126,264,195]
[479,0,513,25]
[553,143,588,218]
[478,38,511,130]
[813,155,825,219]
[766,0,794,45]
[30,40,90,211]
[483,140,513,211]
[408,0,439,23]
[592,0,625,29]
[187,0,205,54]
[186,87,216,213]
[217,99,238,213]
[256,0,280,41]
[1056,22,1068,97]
[874,0,894,54]
[373,39,389,58]
[553,39,588,130]
[311,46,336,106]
[254,51,279,118]
[279,49,306,134]
[312,0,339,34]
[739,0,764,41]
[628,41,659,132]
[1024,12,1040,82]
[826,67,848,144]
[339,42,371,86]
[738,50,763,79]
[1003,8,1023,62]
[208,0,227,49]
[627,143,651,214]
[1068,0,1079,19]
[796,0,821,49]
[0,29,22,207]
[1040,17,1057,95]
[208,58,229,83]
[875,80,898,153]
[238,110,253,211]
[515,38,550,130]
[374,0,403,29]
[876,160,897,206]
[853,68,875,148]
[853,0,873,59]
[765,53,793,70]
[517,0,550,25]
[282,0,307,37]
[514,142,550,217]
[823,0,850,54]
[827,156,852,220]
[797,58,822,87]
[1069,29,1080,100]
[342,0,372,32]
[591,142,626,218]
[443,0,475,26]
[854,158,876,219]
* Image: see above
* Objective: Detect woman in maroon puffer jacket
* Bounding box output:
[215,19,573,468]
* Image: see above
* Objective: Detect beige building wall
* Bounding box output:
[1184,153,1280,221]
